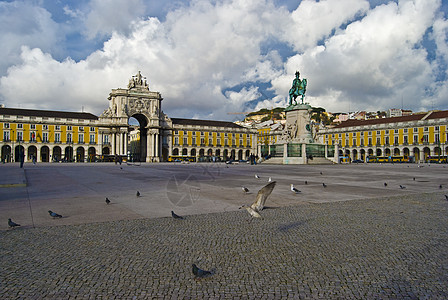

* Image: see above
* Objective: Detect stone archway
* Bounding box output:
[352,149,358,160]
[413,147,420,162]
[423,147,430,162]
[98,72,165,162]
[1,145,11,162]
[65,146,73,162]
[41,146,50,162]
[53,146,62,162]
[76,147,85,162]
[88,147,96,162]
[403,148,410,158]
[28,145,37,161]
[128,114,148,162]
[360,149,366,160]
[14,145,25,163]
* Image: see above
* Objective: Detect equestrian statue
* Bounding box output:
[288,71,307,105]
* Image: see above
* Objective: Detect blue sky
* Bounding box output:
[0,0,447,120]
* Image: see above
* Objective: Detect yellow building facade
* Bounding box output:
[170,118,257,161]
[319,110,448,162]
[0,108,100,162]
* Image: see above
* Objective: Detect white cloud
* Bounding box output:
[285,0,370,52]
[0,1,62,74]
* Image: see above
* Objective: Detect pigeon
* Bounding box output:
[171,211,184,219]
[320,172,323,175]
[105,197,111,204]
[8,218,20,228]
[322,183,327,188]
[305,181,308,185]
[192,264,212,278]
[290,184,300,194]
[243,206,262,218]
[268,177,272,182]
[255,174,260,179]
[239,181,276,218]
[439,184,443,189]
[445,195,448,201]
[48,210,62,218]
[242,186,249,193]
[413,177,415,181]
[399,185,406,189]
[136,191,141,197]
[384,182,388,187]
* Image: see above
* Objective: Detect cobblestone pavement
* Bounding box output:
[1,191,448,299]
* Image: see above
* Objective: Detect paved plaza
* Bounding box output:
[1,162,448,298]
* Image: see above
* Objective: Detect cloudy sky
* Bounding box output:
[0,0,447,121]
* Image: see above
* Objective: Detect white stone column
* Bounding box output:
[112,133,116,154]
[334,143,339,163]
[301,143,307,164]
[124,132,128,157]
[37,146,41,163]
[146,131,152,162]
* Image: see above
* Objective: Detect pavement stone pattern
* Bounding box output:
[1,192,447,299]
[1,162,448,298]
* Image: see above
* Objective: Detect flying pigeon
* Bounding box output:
[136,191,141,197]
[171,211,184,219]
[192,264,212,278]
[105,197,111,204]
[243,206,262,218]
[242,186,249,193]
[384,182,388,187]
[399,185,406,189]
[322,183,327,188]
[239,181,276,217]
[290,184,300,194]
[8,218,20,228]
[255,174,260,179]
[48,210,62,218]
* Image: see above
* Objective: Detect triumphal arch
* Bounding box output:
[99,72,171,162]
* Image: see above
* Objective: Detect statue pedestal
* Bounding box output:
[284,103,314,144]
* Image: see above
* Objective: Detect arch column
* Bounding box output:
[36,146,41,163]
[112,132,116,154]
